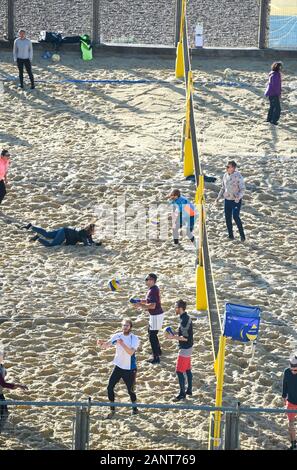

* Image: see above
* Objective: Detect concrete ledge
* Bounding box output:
[1,39,297,59]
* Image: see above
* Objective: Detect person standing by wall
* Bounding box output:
[215,161,246,242]
[165,300,193,402]
[282,353,297,450]
[97,319,140,419]
[0,150,10,206]
[265,61,282,126]
[13,29,35,90]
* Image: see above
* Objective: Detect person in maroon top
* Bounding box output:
[136,273,164,364]
[0,351,28,432]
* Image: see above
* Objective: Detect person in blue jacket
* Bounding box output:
[24,222,101,247]
[168,189,197,245]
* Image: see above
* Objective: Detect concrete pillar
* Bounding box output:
[175,0,182,46]
[92,0,100,44]
[258,0,269,49]
[7,0,15,43]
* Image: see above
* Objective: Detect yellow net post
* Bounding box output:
[183,71,194,177]
[195,175,207,310]
[175,0,186,78]
[212,335,227,449]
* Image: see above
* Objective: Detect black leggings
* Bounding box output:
[173,214,195,243]
[107,366,137,410]
[148,328,161,358]
[224,199,245,239]
[267,96,281,124]
[0,180,6,204]
[17,58,34,88]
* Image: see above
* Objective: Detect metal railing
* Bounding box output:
[1,400,296,450]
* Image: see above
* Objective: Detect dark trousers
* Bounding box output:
[224,199,245,239]
[0,180,6,204]
[173,214,195,243]
[31,226,66,247]
[267,96,281,124]
[17,58,34,88]
[177,370,193,395]
[107,366,137,410]
[148,328,161,358]
[0,394,9,433]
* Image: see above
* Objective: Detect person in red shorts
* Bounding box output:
[282,353,297,450]
[166,300,193,401]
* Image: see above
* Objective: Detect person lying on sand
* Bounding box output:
[23,222,102,247]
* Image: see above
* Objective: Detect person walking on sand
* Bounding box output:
[0,351,28,432]
[97,319,140,419]
[282,353,297,450]
[0,150,10,206]
[215,161,246,242]
[165,300,193,402]
[135,273,164,364]
[24,222,102,247]
[13,29,35,90]
[167,189,197,246]
[265,61,282,126]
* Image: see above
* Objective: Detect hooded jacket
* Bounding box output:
[265,71,281,97]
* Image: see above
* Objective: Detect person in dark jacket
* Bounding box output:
[265,61,282,125]
[24,222,101,247]
[0,351,28,432]
[282,353,297,450]
[166,300,193,402]
[134,273,164,364]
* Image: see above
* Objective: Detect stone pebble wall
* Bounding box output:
[0,0,93,40]
[0,0,270,48]
[0,0,8,37]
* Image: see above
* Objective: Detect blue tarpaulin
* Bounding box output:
[223,303,261,343]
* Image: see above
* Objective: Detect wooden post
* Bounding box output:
[92,0,100,44]
[175,0,182,47]
[224,412,240,449]
[224,403,240,450]
[7,0,15,44]
[74,407,90,450]
[258,0,269,49]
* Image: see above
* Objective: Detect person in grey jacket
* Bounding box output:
[13,29,35,89]
[215,160,246,242]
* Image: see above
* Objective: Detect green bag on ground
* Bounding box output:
[80,34,93,61]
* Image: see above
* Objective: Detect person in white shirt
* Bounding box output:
[215,160,246,242]
[13,29,35,89]
[97,318,140,419]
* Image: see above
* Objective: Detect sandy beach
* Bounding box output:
[0,50,297,450]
